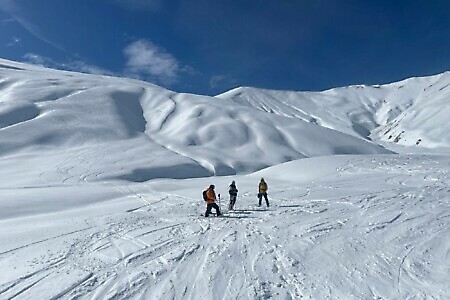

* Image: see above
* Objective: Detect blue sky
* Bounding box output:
[1,0,450,95]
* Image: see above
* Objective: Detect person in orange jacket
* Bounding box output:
[258,178,269,207]
[204,184,221,217]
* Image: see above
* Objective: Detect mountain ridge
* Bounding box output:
[218,72,450,149]
[1,57,449,183]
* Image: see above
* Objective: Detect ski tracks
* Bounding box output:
[1,155,449,299]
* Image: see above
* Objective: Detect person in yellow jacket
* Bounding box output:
[205,184,221,217]
[258,178,269,207]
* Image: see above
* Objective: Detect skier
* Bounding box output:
[258,178,269,207]
[228,180,238,210]
[204,184,221,217]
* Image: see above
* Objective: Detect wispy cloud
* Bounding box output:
[65,61,115,76]
[0,0,64,51]
[2,17,14,22]
[23,43,186,86]
[0,0,14,12]
[209,75,236,91]
[123,39,180,85]
[22,38,193,88]
[109,0,162,12]
[6,36,21,47]
[23,53,114,76]
[23,53,52,66]
[209,75,226,89]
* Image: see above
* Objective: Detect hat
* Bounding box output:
[209,184,215,189]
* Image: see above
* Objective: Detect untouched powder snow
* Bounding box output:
[0,58,449,299]
[217,72,450,151]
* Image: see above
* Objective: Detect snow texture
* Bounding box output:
[0,58,449,299]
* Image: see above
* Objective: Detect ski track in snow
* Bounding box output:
[0,155,449,299]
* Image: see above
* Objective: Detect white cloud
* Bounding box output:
[23,53,114,76]
[23,53,52,65]
[123,39,179,85]
[65,61,115,76]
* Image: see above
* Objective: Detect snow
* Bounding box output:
[0,58,449,299]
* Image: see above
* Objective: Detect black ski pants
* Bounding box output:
[205,203,221,217]
[258,192,269,207]
[229,195,237,210]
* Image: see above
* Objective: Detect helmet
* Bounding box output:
[209,184,215,189]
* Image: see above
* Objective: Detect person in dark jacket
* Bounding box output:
[205,184,221,217]
[228,180,238,210]
[258,178,269,207]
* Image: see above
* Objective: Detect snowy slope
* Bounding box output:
[0,58,390,183]
[1,58,449,299]
[1,155,449,299]
[217,72,450,150]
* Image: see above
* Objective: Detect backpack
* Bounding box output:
[202,190,208,201]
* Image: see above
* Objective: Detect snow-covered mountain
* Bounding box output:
[218,72,450,150]
[2,59,449,182]
[0,58,395,183]
[1,58,449,299]
[2,58,449,183]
